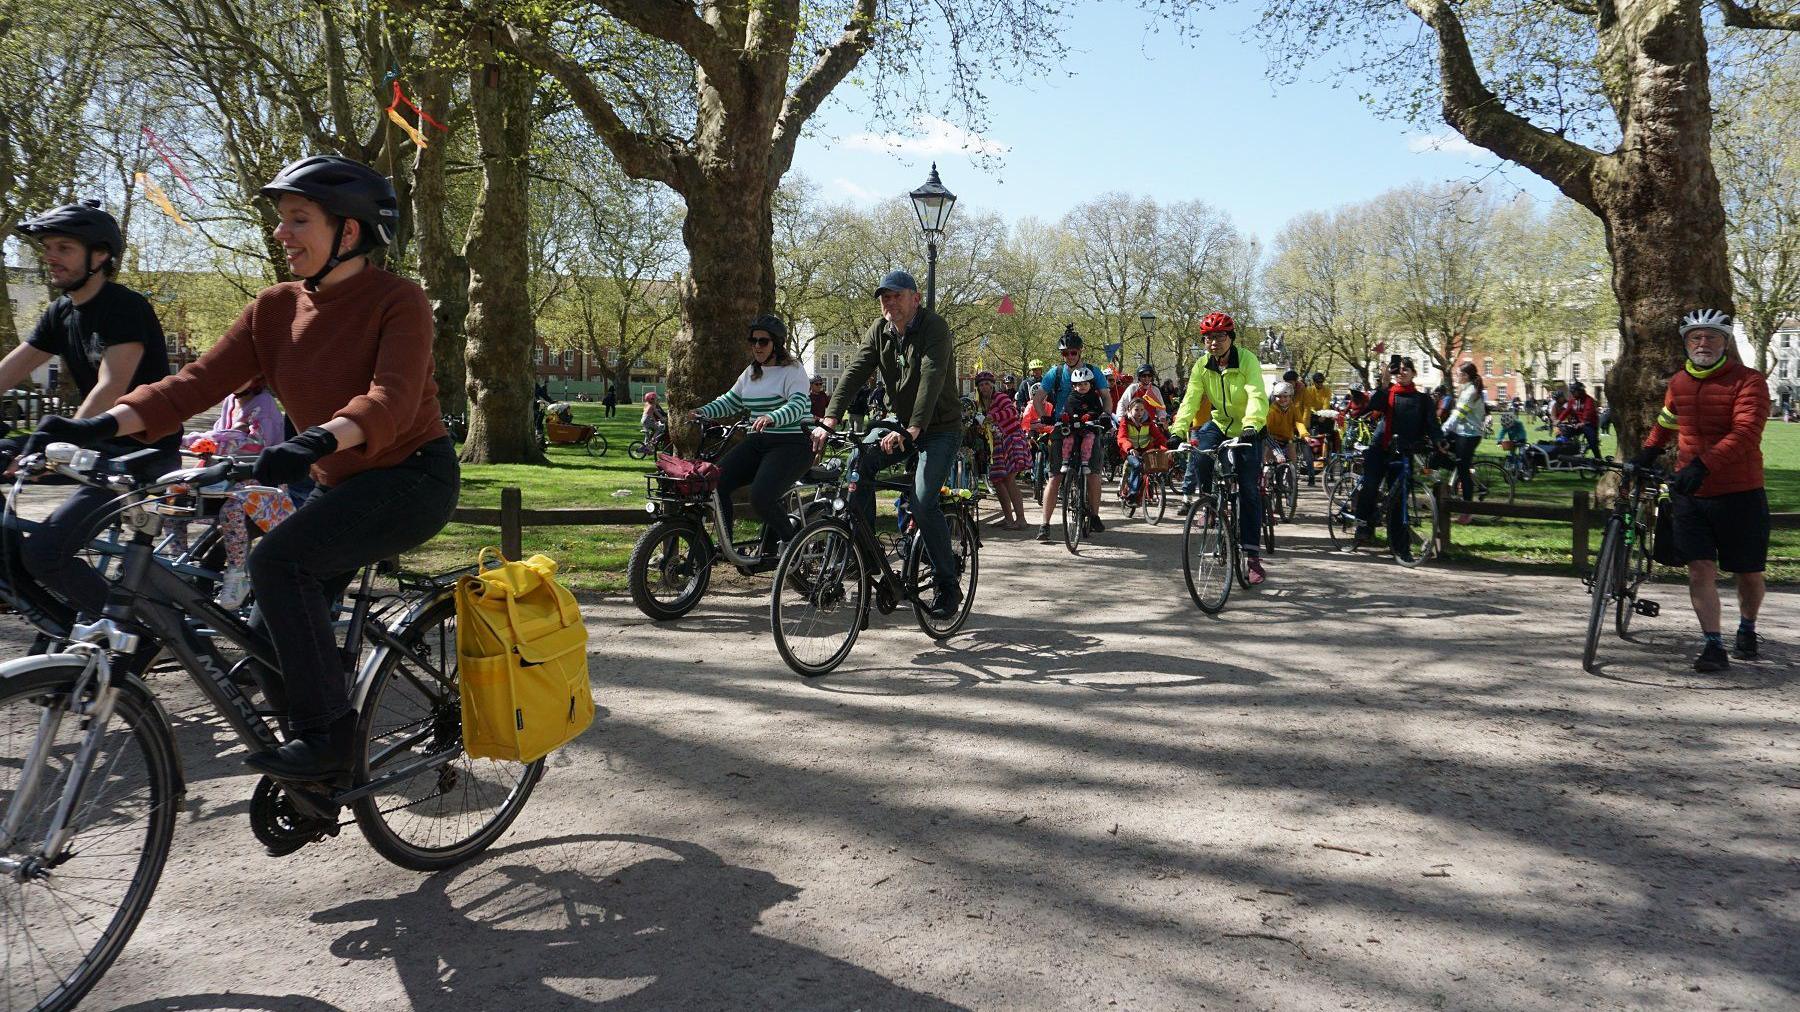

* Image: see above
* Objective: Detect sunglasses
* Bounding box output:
[1061,349,1081,356]
[748,337,773,346]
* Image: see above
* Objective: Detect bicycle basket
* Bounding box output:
[1143,448,1173,474]
[655,453,720,497]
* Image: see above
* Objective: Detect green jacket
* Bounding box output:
[826,308,961,435]
[1171,345,1268,439]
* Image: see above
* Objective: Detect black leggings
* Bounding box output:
[1452,434,1481,501]
[714,432,814,554]
[248,438,459,731]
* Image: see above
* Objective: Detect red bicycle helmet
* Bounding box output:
[1198,312,1235,336]
[973,370,996,385]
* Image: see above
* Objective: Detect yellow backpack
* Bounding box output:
[455,549,594,762]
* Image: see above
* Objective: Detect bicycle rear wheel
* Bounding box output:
[1182,496,1234,614]
[1,657,179,1012]
[1325,474,1359,549]
[1473,460,1514,505]
[770,518,869,677]
[353,595,544,871]
[1584,520,1623,672]
[1617,503,1655,638]
[1146,472,1169,526]
[1390,479,1435,567]
[907,506,979,638]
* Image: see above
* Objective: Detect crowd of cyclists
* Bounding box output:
[0,149,1780,1010]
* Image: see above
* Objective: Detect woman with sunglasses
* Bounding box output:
[689,314,815,569]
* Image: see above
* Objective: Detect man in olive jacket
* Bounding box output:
[816,270,964,618]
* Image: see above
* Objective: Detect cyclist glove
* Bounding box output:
[1670,459,1708,495]
[31,413,119,448]
[1628,447,1662,470]
[254,425,338,486]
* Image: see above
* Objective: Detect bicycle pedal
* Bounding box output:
[1633,599,1660,617]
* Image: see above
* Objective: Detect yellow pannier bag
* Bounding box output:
[456,548,594,762]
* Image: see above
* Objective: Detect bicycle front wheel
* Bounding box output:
[770,518,869,677]
[1061,472,1085,555]
[1584,520,1623,672]
[1394,481,1437,568]
[627,440,650,460]
[1617,504,1656,639]
[1147,472,1170,526]
[587,432,609,457]
[1182,496,1234,614]
[1473,460,1514,505]
[1,657,180,1012]
[354,595,544,871]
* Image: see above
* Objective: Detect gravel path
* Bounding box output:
[25,495,1796,1011]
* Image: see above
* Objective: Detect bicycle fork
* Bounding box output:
[0,644,121,868]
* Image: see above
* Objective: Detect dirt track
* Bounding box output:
[33,496,1799,1011]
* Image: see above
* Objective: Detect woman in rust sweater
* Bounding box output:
[36,155,456,779]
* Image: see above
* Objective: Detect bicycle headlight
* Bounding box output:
[69,448,100,473]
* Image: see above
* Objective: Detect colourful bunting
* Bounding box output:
[136,172,191,232]
[385,79,447,150]
[141,128,204,203]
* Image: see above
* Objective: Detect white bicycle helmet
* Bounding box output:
[1271,381,1294,398]
[1070,366,1096,384]
[1679,308,1733,338]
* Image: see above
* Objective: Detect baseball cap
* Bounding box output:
[874,270,919,296]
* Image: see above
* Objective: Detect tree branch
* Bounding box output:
[770,0,877,179]
[498,20,690,190]
[1406,0,1604,211]
[1718,0,1800,29]
[1550,0,1598,15]
[594,0,739,88]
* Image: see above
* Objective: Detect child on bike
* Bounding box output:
[1263,381,1310,473]
[1495,410,1528,468]
[1116,396,1167,506]
[641,390,667,445]
[1038,366,1109,541]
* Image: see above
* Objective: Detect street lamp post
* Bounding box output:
[1139,310,1156,373]
[909,163,957,313]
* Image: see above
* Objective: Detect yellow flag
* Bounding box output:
[136,173,191,232]
[387,107,429,149]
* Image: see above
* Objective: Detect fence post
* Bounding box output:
[501,486,524,561]
[1571,491,1590,573]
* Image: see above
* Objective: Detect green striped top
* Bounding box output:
[694,361,814,432]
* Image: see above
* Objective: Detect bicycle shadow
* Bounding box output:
[1590,626,1795,691]
[109,994,346,1012]
[312,833,967,1010]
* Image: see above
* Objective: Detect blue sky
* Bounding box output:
[791,4,1562,243]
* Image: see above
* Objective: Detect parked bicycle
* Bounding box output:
[628,420,838,620]
[1582,461,1667,672]
[768,423,980,677]
[0,447,540,1012]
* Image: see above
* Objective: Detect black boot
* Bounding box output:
[246,711,358,781]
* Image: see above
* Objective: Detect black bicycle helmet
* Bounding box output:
[260,155,398,288]
[1058,324,1083,351]
[16,200,123,290]
[748,313,787,343]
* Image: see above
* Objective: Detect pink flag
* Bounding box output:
[997,295,1015,315]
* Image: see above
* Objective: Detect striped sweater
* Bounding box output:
[694,361,813,432]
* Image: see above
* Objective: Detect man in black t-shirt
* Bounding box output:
[1,201,179,619]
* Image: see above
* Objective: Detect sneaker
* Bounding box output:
[1245,557,1266,586]
[1036,525,1053,543]
[1176,498,1196,517]
[1089,514,1105,533]
[926,582,963,619]
[1694,641,1731,672]
[1732,629,1760,660]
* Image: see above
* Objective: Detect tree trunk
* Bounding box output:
[412,45,469,417]
[0,266,18,354]
[663,175,771,429]
[459,45,542,465]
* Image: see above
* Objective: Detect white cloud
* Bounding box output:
[829,177,880,202]
[1406,131,1491,159]
[842,115,1009,157]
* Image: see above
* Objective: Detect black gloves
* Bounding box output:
[32,413,119,448]
[1670,459,1708,495]
[1629,447,1663,470]
[253,425,338,486]
[1240,426,1258,440]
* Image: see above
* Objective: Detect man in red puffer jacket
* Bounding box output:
[1633,309,1770,673]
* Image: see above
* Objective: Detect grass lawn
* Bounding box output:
[1449,418,1799,583]
[409,405,1800,592]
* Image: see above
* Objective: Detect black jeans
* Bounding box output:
[1,436,181,618]
[1452,433,1481,501]
[715,432,814,555]
[248,438,459,731]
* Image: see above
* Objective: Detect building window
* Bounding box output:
[1483,358,1493,377]
[1496,383,1507,401]
[562,349,574,367]
[1571,362,1582,382]
[533,347,544,365]
[830,353,840,371]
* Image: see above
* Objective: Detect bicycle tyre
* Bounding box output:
[1617,502,1655,639]
[1583,520,1623,672]
[586,432,609,457]
[353,595,544,871]
[907,507,979,639]
[1473,460,1514,505]
[1061,471,1084,555]
[627,440,650,460]
[0,657,179,1012]
[1283,461,1299,519]
[1182,495,1234,614]
[1325,474,1359,549]
[770,518,868,677]
[1391,479,1434,568]
[1147,473,1170,526]
[627,519,713,621]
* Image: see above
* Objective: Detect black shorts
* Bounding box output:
[1669,488,1769,573]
